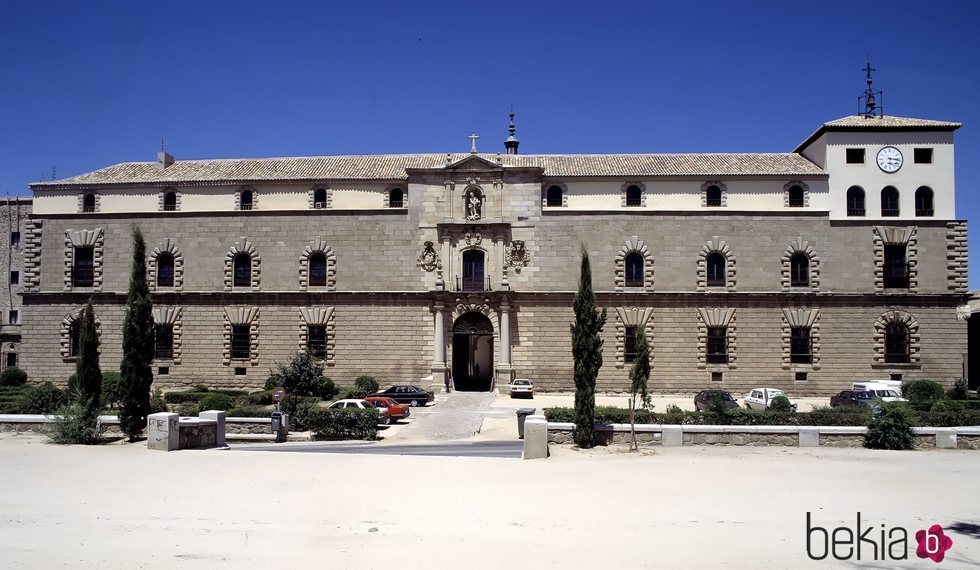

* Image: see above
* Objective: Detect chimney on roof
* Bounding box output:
[157,150,174,169]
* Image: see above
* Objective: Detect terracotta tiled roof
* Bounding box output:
[31,152,823,189]
[795,115,961,152]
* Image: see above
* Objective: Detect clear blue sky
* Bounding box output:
[2,1,978,286]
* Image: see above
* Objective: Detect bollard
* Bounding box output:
[933,428,956,449]
[199,410,226,447]
[147,412,179,451]
[523,415,548,459]
[798,427,819,448]
[662,425,683,447]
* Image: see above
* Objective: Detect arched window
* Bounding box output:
[788,185,805,208]
[240,190,253,211]
[624,252,644,287]
[625,185,642,207]
[233,254,251,287]
[313,188,327,209]
[82,193,96,213]
[884,322,910,363]
[706,252,726,287]
[156,253,175,287]
[309,253,327,287]
[915,186,934,216]
[546,185,563,207]
[163,191,177,211]
[388,188,404,208]
[847,186,865,216]
[69,320,81,357]
[881,186,899,217]
[705,185,722,207]
[790,253,809,287]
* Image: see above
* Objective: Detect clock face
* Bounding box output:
[876,146,903,173]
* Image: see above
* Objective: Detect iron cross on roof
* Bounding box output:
[468,133,480,154]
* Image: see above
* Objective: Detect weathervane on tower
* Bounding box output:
[859,57,883,119]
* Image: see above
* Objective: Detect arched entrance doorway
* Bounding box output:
[452,312,494,391]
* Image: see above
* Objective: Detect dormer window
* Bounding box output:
[240,190,253,211]
[163,191,178,211]
[313,188,327,209]
[705,185,722,207]
[787,185,804,208]
[625,185,642,207]
[82,193,96,213]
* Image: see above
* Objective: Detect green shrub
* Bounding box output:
[931,399,965,413]
[947,379,970,401]
[305,407,379,440]
[226,405,271,418]
[242,390,274,406]
[17,383,68,414]
[267,353,336,414]
[264,377,277,391]
[665,404,683,414]
[0,367,27,387]
[164,390,209,404]
[904,379,946,412]
[769,395,793,413]
[199,392,234,412]
[706,393,731,415]
[337,386,367,400]
[354,375,380,394]
[100,372,122,409]
[149,388,167,414]
[49,401,103,445]
[176,402,199,417]
[864,404,914,450]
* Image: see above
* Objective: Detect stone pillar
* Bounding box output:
[147,412,179,451]
[431,302,448,389]
[798,427,819,448]
[662,425,683,447]
[523,415,548,460]
[200,410,226,447]
[498,299,513,382]
[934,428,957,449]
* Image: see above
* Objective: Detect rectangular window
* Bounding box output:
[890,373,903,382]
[623,325,637,363]
[231,325,250,359]
[8,310,18,325]
[157,367,169,376]
[795,371,808,382]
[6,353,16,368]
[72,247,95,287]
[234,367,247,376]
[706,327,728,364]
[307,325,327,358]
[154,325,174,359]
[10,232,20,248]
[711,371,724,382]
[914,148,933,164]
[9,270,18,285]
[883,244,909,288]
[845,148,865,164]
[790,327,812,364]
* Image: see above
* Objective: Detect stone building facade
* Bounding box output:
[0,197,31,372]
[18,114,968,395]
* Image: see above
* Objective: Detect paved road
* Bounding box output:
[229,440,522,458]
[394,391,497,441]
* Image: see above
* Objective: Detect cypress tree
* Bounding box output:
[628,326,651,451]
[119,226,155,441]
[76,301,102,424]
[570,246,606,448]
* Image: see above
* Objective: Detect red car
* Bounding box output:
[365,396,411,421]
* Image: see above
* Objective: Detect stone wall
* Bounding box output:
[0,198,31,371]
[178,421,217,448]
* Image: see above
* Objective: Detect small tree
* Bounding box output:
[864,404,914,450]
[628,327,651,451]
[570,246,606,448]
[268,352,335,415]
[75,301,102,428]
[119,226,155,441]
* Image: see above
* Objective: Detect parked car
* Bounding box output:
[327,398,392,424]
[744,388,798,411]
[829,390,879,409]
[509,378,534,398]
[851,382,906,402]
[368,385,434,407]
[694,390,739,412]
[365,396,410,421]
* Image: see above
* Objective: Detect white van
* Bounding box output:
[851,381,906,402]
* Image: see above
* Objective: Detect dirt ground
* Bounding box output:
[1,432,979,568]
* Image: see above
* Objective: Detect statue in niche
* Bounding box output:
[506,240,531,273]
[465,188,483,220]
[417,241,439,272]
